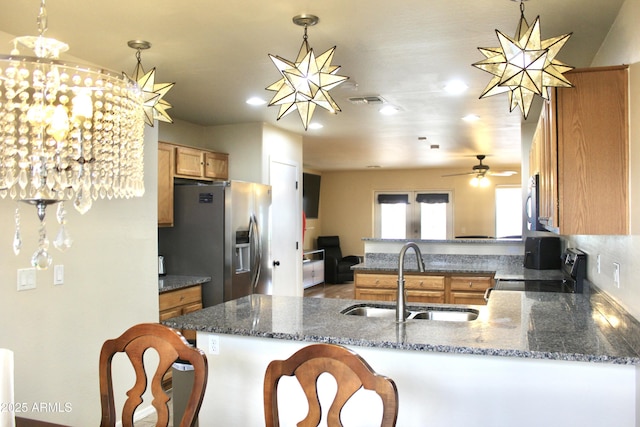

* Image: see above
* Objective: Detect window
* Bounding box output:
[495,186,522,238]
[375,191,453,240]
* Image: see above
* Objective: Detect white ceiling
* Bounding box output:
[0,0,625,171]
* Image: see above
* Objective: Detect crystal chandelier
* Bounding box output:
[266,14,349,130]
[2,0,145,269]
[472,0,573,119]
[125,40,175,127]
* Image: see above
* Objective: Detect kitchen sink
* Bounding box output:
[341,304,479,322]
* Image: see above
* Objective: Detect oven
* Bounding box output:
[494,248,586,294]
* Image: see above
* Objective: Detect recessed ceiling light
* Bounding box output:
[462,114,480,122]
[246,97,267,106]
[308,122,323,130]
[379,105,399,115]
[444,80,469,94]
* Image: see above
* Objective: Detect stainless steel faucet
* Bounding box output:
[397,242,426,322]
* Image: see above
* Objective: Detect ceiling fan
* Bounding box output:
[442,155,517,186]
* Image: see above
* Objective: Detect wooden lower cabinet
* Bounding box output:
[354,271,493,305]
[354,273,446,304]
[159,284,203,341]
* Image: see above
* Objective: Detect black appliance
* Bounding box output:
[525,174,543,231]
[495,248,587,294]
[524,236,561,269]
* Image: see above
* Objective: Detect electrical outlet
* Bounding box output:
[208,335,220,355]
[596,255,601,274]
[17,268,36,291]
[613,262,620,288]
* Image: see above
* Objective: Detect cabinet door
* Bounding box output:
[407,291,445,304]
[175,146,204,177]
[355,288,396,301]
[158,142,174,227]
[204,151,229,180]
[449,292,487,306]
[556,66,628,234]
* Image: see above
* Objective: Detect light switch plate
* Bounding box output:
[17,268,36,291]
[613,262,620,288]
[53,265,64,285]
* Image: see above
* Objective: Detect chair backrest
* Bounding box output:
[264,343,398,427]
[99,323,208,427]
[317,236,343,260]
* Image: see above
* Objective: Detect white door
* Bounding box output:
[269,159,301,296]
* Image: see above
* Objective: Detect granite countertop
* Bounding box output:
[163,287,640,365]
[158,275,211,293]
[354,253,565,281]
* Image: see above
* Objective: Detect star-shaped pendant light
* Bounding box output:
[126,40,175,126]
[472,0,573,119]
[266,14,349,130]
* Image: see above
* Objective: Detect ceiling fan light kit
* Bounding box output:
[472,0,574,119]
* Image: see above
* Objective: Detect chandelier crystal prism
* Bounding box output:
[472,0,573,119]
[266,14,349,130]
[1,0,145,269]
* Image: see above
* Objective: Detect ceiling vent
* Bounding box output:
[348,95,386,105]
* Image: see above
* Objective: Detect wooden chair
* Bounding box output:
[99,323,208,427]
[264,343,398,427]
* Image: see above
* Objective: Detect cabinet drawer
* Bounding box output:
[159,285,202,311]
[450,276,493,292]
[405,275,445,290]
[355,274,397,289]
[159,307,182,320]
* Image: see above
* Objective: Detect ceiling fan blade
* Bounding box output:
[488,170,518,177]
[442,171,476,177]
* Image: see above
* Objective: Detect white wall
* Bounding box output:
[566,0,640,319]
[0,128,160,425]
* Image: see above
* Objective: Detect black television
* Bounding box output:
[303,173,321,219]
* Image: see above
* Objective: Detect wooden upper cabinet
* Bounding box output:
[158,142,229,227]
[157,142,175,227]
[533,66,629,235]
[556,66,628,235]
[175,146,229,180]
[204,151,229,180]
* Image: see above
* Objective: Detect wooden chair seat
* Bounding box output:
[99,323,207,427]
[264,343,398,427]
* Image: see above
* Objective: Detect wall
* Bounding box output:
[0,127,160,425]
[565,0,640,319]
[319,167,521,257]
[158,119,208,149]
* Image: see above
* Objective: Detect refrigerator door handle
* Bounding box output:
[249,214,262,293]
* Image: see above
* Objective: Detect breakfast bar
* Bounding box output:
[164,287,640,426]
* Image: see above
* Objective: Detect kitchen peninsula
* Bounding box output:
[165,286,640,426]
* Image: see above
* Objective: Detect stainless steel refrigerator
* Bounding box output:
[158,181,272,307]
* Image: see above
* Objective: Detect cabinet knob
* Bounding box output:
[469,282,473,287]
